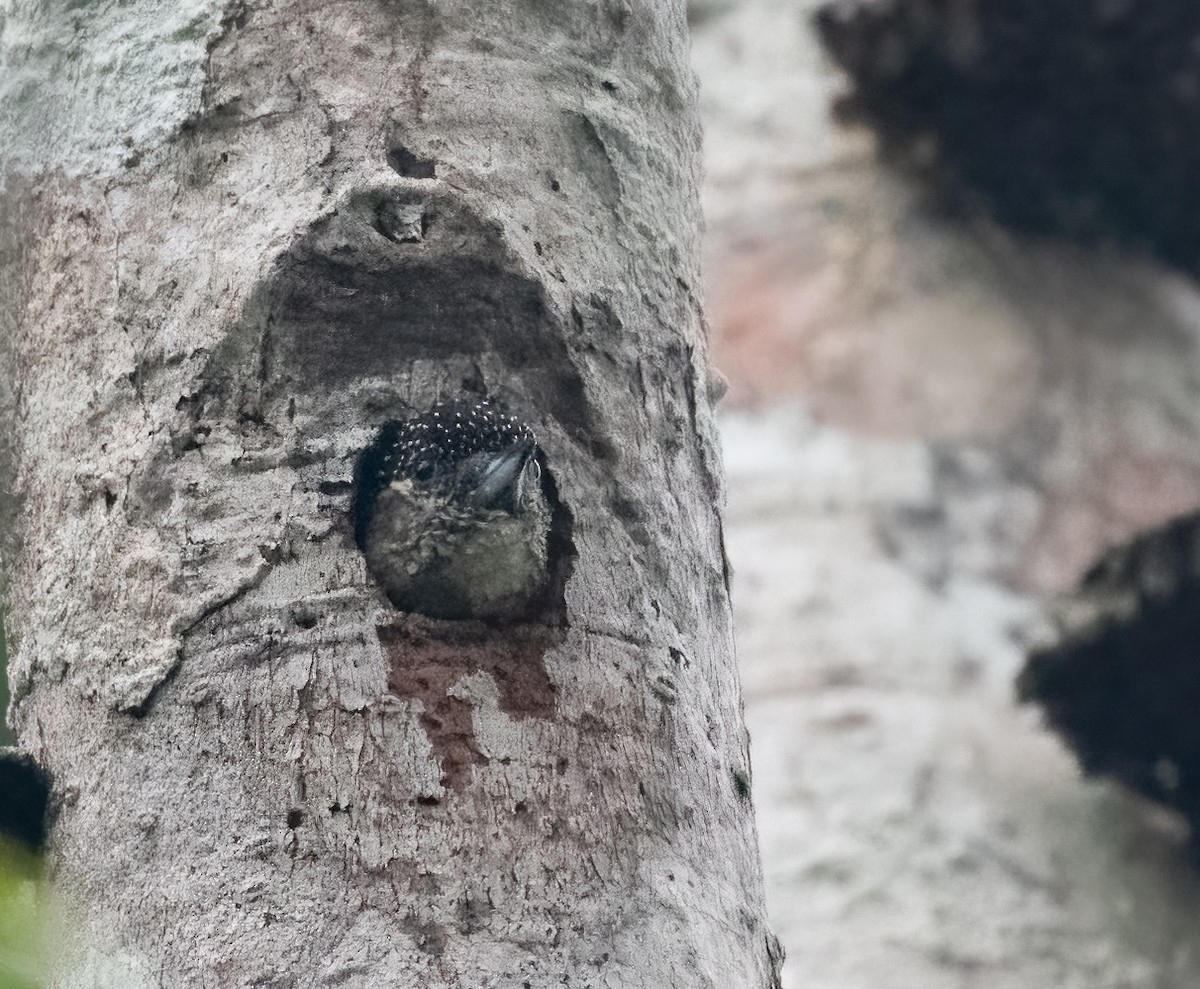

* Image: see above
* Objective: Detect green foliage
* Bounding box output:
[0,838,44,989]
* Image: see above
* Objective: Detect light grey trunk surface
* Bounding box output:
[0,0,778,985]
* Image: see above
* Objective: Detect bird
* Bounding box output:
[353,399,550,622]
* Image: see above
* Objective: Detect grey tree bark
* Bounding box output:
[0,0,780,986]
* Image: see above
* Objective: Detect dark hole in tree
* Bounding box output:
[292,607,318,630]
[732,769,752,803]
[387,146,437,179]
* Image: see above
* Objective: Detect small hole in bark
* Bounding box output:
[601,79,618,92]
[286,808,304,828]
[387,146,437,179]
[416,795,441,807]
[514,800,529,815]
[549,177,561,192]
[732,769,752,802]
[291,607,318,630]
[103,489,118,511]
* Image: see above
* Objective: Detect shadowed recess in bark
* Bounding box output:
[384,122,437,179]
[815,0,1200,272]
[1020,513,1200,842]
[379,621,563,791]
[269,186,597,430]
[185,183,603,452]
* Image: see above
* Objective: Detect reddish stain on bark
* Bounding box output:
[378,621,562,791]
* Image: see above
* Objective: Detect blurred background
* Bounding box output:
[697,0,1200,986]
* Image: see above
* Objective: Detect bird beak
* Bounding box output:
[471,442,536,511]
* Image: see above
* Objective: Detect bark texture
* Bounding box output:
[0,1,777,986]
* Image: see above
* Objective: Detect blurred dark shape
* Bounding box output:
[814,0,1200,269]
[1019,514,1200,836]
[0,751,50,854]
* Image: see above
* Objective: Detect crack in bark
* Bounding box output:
[178,555,276,639]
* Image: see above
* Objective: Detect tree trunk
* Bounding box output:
[0,1,780,986]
